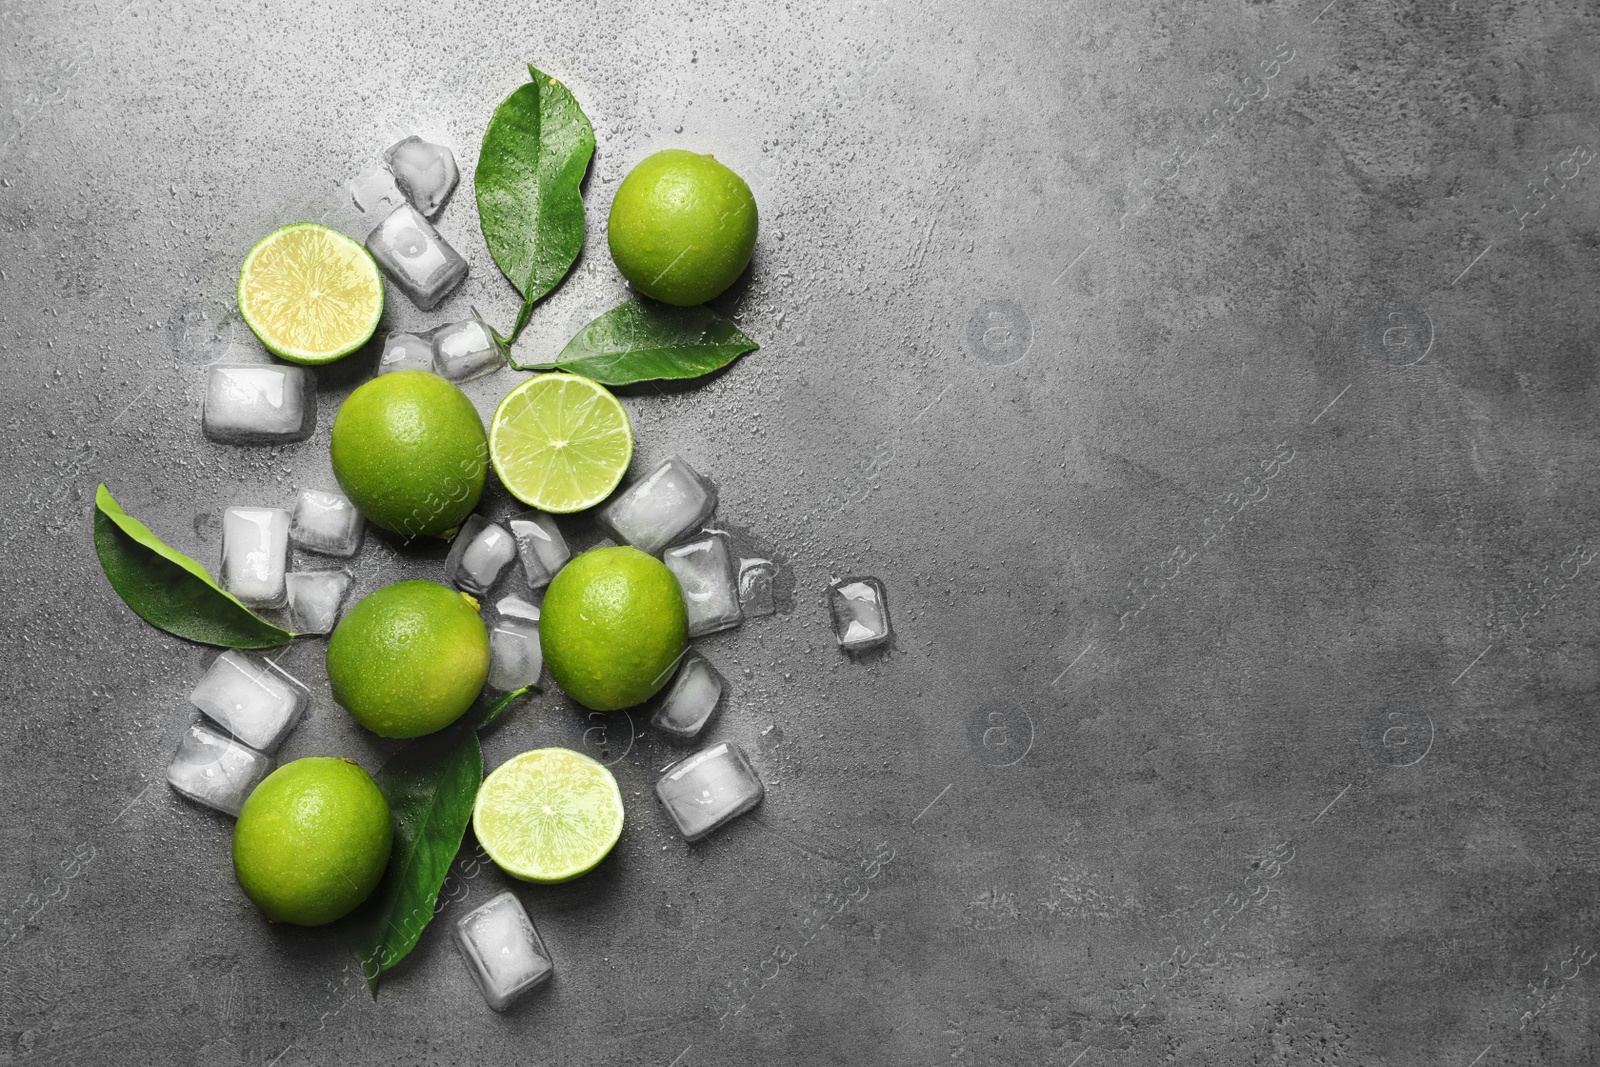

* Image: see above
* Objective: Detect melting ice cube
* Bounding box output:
[828,576,891,651]
[431,313,502,383]
[655,741,764,841]
[663,533,742,637]
[598,456,716,555]
[289,488,364,558]
[509,512,569,589]
[650,651,724,742]
[738,558,777,617]
[286,569,353,635]
[454,891,553,1011]
[366,203,468,311]
[346,164,406,216]
[189,650,308,753]
[487,617,542,692]
[444,515,516,596]
[495,595,541,622]
[202,364,314,445]
[386,136,459,218]
[378,331,435,375]
[220,507,290,609]
[166,722,273,817]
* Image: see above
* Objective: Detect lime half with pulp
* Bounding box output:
[489,373,633,513]
[473,748,625,883]
[238,222,383,365]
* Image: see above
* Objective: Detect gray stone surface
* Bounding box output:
[4,0,1600,1064]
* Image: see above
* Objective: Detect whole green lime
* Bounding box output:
[330,370,488,538]
[233,757,393,926]
[327,580,490,738]
[606,149,758,306]
[540,546,688,711]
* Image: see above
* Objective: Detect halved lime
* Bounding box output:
[473,748,625,883]
[238,222,384,365]
[489,373,633,513]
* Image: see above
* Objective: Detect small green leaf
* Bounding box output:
[93,484,292,649]
[514,297,759,385]
[476,685,535,731]
[476,65,594,344]
[347,724,483,994]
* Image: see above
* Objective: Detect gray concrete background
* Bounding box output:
[4,0,1600,1063]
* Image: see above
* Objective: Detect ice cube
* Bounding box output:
[663,533,742,637]
[495,595,541,622]
[431,313,502,383]
[654,741,764,841]
[444,515,516,596]
[290,488,364,557]
[454,891,552,1011]
[378,331,435,375]
[365,203,468,311]
[487,618,542,692]
[649,651,724,742]
[385,136,459,218]
[189,650,308,753]
[220,507,290,609]
[598,456,716,555]
[286,569,353,635]
[738,558,777,618]
[828,576,891,651]
[166,722,273,817]
[202,364,315,445]
[347,164,406,216]
[509,512,570,589]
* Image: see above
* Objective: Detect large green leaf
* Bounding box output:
[348,725,484,994]
[514,297,759,385]
[92,484,292,649]
[476,65,594,345]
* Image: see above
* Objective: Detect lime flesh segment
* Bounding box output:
[473,748,625,883]
[490,373,634,513]
[238,222,384,365]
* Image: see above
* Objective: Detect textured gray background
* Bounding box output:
[4,0,1600,1064]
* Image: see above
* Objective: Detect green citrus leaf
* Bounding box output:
[476,65,594,345]
[513,297,759,385]
[93,484,292,649]
[347,724,483,995]
[476,685,535,731]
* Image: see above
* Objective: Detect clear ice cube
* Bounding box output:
[828,577,891,651]
[378,331,435,375]
[290,488,364,557]
[386,136,459,218]
[166,722,273,817]
[598,456,716,555]
[202,364,314,445]
[454,891,552,1011]
[495,595,541,622]
[509,512,570,589]
[444,515,516,596]
[654,741,764,841]
[650,651,724,742]
[738,558,777,617]
[487,618,542,692]
[366,203,468,311]
[347,164,406,215]
[286,569,353,635]
[663,533,742,637]
[431,313,502,383]
[189,649,308,753]
[220,507,290,609]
